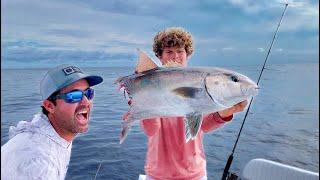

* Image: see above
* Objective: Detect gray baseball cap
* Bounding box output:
[40,64,103,100]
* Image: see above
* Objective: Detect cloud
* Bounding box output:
[1,0,160,50]
[1,0,318,68]
[209,49,218,52]
[228,0,268,13]
[226,0,318,33]
[222,47,234,51]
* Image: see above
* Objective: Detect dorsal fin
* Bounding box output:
[135,49,159,74]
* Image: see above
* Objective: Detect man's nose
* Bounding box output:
[80,95,91,105]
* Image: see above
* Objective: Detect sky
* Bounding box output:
[1,0,319,69]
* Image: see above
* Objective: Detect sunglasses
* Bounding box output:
[53,88,94,103]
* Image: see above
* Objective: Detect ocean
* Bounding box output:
[1,63,319,179]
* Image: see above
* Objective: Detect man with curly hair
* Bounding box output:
[140,27,248,180]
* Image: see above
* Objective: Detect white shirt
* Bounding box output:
[1,113,72,180]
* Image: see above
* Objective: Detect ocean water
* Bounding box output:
[1,63,319,180]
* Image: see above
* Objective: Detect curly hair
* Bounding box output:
[153,27,194,58]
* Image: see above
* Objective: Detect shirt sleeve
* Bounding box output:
[201,112,233,133]
[15,156,60,180]
[140,118,161,137]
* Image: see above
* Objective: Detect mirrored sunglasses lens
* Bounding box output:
[66,91,83,103]
[85,89,94,100]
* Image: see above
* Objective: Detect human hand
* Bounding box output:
[163,60,183,67]
[218,100,248,118]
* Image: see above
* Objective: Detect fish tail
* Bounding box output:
[114,76,126,84]
[119,122,131,144]
[117,83,125,92]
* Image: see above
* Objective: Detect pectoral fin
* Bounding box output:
[184,112,203,143]
[173,87,202,98]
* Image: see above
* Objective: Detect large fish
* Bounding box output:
[116,50,258,144]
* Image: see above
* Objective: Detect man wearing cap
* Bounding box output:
[1,64,103,180]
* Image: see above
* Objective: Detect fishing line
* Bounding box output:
[93,162,102,180]
[221,3,289,180]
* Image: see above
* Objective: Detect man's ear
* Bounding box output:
[43,100,56,114]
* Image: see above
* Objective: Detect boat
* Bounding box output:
[138,158,319,180]
[241,158,319,180]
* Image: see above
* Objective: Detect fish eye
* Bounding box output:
[231,75,239,82]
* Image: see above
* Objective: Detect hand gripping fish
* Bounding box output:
[116,49,259,144]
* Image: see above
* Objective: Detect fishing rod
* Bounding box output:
[221,3,289,180]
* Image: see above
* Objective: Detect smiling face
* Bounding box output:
[160,46,188,67]
[44,79,92,141]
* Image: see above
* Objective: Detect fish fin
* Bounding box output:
[185,121,193,143]
[119,122,131,144]
[184,112,203,142]
[114,76,125,84]
[135,49,159,73]
[173,87,202,98]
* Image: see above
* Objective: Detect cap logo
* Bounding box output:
[62,66,82,76]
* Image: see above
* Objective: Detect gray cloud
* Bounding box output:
[1,0,318,68]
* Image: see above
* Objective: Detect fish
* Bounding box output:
[116,49,259,144]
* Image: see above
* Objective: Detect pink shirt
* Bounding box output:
[140,113,232,180]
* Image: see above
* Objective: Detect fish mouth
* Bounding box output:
[242,85,259,97]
